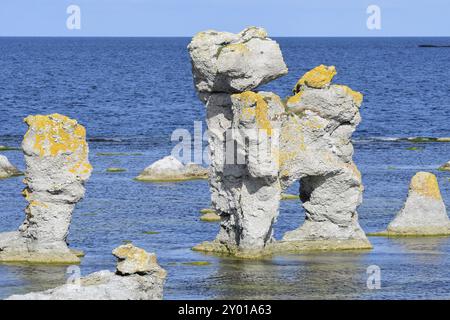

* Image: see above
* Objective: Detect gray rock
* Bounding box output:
[0,155,22,179]
[188,27,288,101]
[135,155,208,182]
[113,244,160,275]
[189,28,371,257]
[6,244,166,300]
[0,114,92,264]
[380,172,450,235]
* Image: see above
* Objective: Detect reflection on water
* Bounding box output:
[0,264,68,297]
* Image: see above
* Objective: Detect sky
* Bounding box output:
[0,0,449,37]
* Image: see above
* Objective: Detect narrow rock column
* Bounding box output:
[0,114,92,264]
[382,172,450,235]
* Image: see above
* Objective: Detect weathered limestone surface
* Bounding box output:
[135,155,208,182]
[188,26,288,102]
[0,155,22,179]
[0,114,92,264]
[377,172,450,236]
[439,161,450,171]
[189,27,371,257]
[6,244,166,300]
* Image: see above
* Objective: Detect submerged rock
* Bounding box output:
[0,114,92,264]
[200,211,221,222]
[135,155,208,182]
[6,244,166,300]
[0,155,22,179]
[106,167,126,173]
[377,172,450,236]
[189,27,370,258]
[439,161,450,171]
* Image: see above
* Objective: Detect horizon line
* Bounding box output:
[1,35,450,38]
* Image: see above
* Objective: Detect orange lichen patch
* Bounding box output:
[410,172,442,200]
[286,91,304,106]
[293,65,337,92]
[23,114,92,177]
[336,85,363,106]
[233,92,273,136]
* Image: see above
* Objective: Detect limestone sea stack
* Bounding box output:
[0,155,22,179]
[135,155,208,182]
[188,27,370,258]
[380,172,450,236]
[6,244,166,300]
[0,114,92,264]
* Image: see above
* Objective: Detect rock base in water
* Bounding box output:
[135,156,208,182]
[193,238,372,258]
[0,232,81,264]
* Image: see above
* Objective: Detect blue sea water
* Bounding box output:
[1,37,450,299]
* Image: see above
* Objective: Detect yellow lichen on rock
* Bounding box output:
[293,65,337,92]
[410,172,442,200]
[113,244,156,265]
[222,43,249,54]
[286,91,304,105]
[23,114,92,177]
[233,91,273,136]
[336,85,363,106]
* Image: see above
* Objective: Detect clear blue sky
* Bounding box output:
[0,0,449,37]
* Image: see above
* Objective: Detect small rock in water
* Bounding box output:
[135,155,208,182]
[182,261,211,266]
[281,193,298,200]
[113,244,159,275]
[0,155,22,179]
[106,167,126,172]
[200,212,221,222]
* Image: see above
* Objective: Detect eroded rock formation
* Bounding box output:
[135,155,208,182]
[0,155,22,179]
[188,27,371,257]
[0,114,92,264]
[379,172,450,236]
[6,244,166,300]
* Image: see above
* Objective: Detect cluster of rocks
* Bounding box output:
[188,27,371,257]
[0,155,22,179]
[7,244,166,300]
[135,155,208,182]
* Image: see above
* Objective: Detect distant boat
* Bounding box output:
[418,44,450,48]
